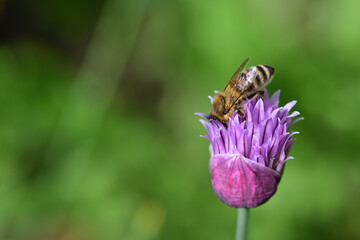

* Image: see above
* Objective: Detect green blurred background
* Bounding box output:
[0,0,360,239]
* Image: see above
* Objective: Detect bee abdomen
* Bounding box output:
[256,65,275,88]
[263,65,275,76]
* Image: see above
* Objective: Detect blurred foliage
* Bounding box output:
[0,0,360,239]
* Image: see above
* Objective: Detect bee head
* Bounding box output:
[210,93,230,126]
[212,94,227,116]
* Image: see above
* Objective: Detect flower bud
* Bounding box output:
[197,90,302,208]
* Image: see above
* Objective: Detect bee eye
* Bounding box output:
[221,97,225,105]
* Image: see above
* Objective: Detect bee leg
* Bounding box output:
[257,90,265,99]
[235,103,246,121]
[238,111,245,121]
[247,90,264,101]
[246,92,257,100]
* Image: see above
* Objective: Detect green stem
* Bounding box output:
[235,208,249,240]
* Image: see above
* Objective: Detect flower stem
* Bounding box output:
[235,208,249,240]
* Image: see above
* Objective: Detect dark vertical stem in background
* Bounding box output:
[46,0,149,194]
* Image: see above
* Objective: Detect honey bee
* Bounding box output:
[209,58,275,124]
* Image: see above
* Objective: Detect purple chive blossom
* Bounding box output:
[196,90,302,208]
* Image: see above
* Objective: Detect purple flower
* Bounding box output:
[196,90,302,208]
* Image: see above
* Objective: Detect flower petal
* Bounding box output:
[195,112,210,119]
[270,90,281,106]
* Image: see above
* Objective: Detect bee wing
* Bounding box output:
[230,57,249,81]
[223,58,250,111]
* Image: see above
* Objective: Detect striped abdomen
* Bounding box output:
[236,65,275,97]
